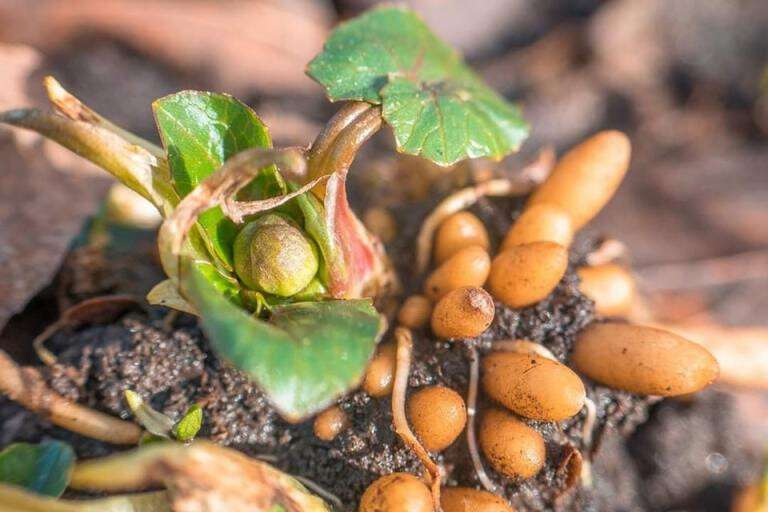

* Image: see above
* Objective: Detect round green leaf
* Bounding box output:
[307,6,529,165]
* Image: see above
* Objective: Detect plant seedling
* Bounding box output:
[0,6,528,422]
[124,390,203,444]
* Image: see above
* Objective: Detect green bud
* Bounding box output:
[233,214,319,297]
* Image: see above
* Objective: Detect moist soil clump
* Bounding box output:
[0,193,652,510]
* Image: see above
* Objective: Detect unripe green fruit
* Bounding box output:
[233,214,319,297]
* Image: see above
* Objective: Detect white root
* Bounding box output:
[0,350,141,444]
[585,238,627,266]
[294,475,345,511]
[491,339,558,361]
[466,347,499,494]
[581,396,597,450]
[392,327,443,508]
[578,397,598,488]
[415,149,554,274]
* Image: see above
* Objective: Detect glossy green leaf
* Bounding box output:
[0,442,74,497]
[153,91,277,268]
[186,263,383,420]
[190,261,243,307]
[172,405,203,442]
[307,6,529,165]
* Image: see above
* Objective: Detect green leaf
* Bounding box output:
[0,442,75,497]
[172,405,203,442]
[153,91,277,268]
[307,6,529,165]
[186,263,384,421]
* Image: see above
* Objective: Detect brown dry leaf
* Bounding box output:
[70,441,332,512]
[0,44,111,331]
[0,0,333,96]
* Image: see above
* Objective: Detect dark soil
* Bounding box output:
[0,191,753,511]
[1,192,654,511]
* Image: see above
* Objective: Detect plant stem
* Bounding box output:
[306,102,382,198]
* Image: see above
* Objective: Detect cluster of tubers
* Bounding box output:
[315,131,720,512]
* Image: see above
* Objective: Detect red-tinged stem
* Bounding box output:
[306,102,382,198]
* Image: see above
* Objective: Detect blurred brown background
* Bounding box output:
[0,0,766,334]
[0,3,766,510]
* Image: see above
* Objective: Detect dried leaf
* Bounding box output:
[0,484,170,512]
[70,442,331,512]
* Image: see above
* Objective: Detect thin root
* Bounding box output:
[581,396,597,450]
[294,475,345,511]
[415,149,554,274]
[32,320,63,366]
[392,327,443,508]
[0,350,141,444]
[586,238,628,266]
[466,347,499,494]
[32,295,140,366]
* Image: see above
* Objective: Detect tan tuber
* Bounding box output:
[577,263,636,317]
[501,203,573,249]
[397,295,433,330]
[431,287,495,340]
[479,408,546,480]
[441,486,515,512]
[572,323,720,396]
[407,385,467,452]
[363,342,397,397]
[527,130,631,229]
[487,242,568,308]
[433,211,490,265]
[424,245,490,301]
[358,473,433,512]
[482,352,585,421]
